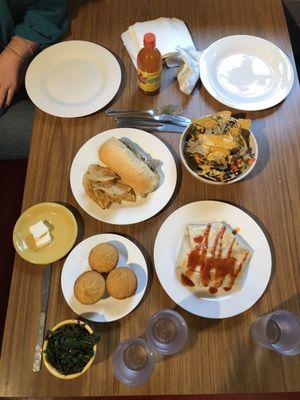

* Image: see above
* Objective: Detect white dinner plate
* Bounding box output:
[154,201,272,318]
[70,128,177,225]
[61,234,148,322]
[199,35,294,111]
[25,41,121,117]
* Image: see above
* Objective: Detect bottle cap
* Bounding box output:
[144,32,156,49]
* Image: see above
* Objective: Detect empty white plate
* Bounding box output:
[25,41,121,117]
[199,35,294,110]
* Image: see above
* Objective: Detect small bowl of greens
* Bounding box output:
[43,319,100,379]
[179,111,258,185]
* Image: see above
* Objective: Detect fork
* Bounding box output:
[106,104,184,117]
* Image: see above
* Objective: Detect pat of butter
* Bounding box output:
[29,220,52,249]
[34,231,52,248]
[29,220,49,237]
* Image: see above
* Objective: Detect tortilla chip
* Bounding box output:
[216,111,231,123]
[192,116,219,128]
[237,118,251,129]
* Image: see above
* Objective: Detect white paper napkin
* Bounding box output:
[121,17,196,67]
[121,17,201,95]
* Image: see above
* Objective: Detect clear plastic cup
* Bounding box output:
[146,309,188,355]
[112,338,155,386]
[250,309,300,356]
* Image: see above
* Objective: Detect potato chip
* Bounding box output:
[86,164,118,182]
[83,164,136,209]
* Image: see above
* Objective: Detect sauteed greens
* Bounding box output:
[44,322,100,375]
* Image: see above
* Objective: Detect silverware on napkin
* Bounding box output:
[116,114,191,127]
[106,104,183,117]
[32,264,52,372]
[116,120,185,133]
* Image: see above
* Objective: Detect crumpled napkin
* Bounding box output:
[121,17,202,95]
[166,47,203,95]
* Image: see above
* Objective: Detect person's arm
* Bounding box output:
[14,0,69,46]
[0,0,69,108]
[0,37,39,107]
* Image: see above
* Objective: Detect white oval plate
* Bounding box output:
[199,35,294,111]
[70,128,177,225]
[61,234,148,322]
[154,201,272,318]
[25,41,121,117]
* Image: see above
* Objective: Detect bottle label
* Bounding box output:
[137,68,162,92]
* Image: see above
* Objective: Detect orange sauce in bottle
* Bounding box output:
[137,32,162,95]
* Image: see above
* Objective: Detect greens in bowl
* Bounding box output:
[181,111,257,183]
[43,319,100,378]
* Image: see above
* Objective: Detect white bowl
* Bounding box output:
[179,123,258,185]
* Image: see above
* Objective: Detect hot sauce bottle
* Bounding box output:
[137,32,162,95]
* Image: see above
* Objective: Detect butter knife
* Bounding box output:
[32,264,52,372]
[116,114,191,127]
[116,121,185,133]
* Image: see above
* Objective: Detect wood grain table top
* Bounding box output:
[0,0,299,396]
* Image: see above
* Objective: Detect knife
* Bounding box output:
[116,121,185,133]
[32,264,52,372]
[116,114,191,127]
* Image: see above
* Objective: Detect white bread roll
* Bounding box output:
[98,137,159,195]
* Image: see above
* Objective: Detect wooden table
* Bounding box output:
[1,0,299,396]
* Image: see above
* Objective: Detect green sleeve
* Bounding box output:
[13,0,69,46]
[0,2,14,49]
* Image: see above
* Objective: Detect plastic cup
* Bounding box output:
[146,309,188,355]
[112,338,155,386]
[250,309,300,356]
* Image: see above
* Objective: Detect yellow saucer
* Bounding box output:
[13,202,78,265]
